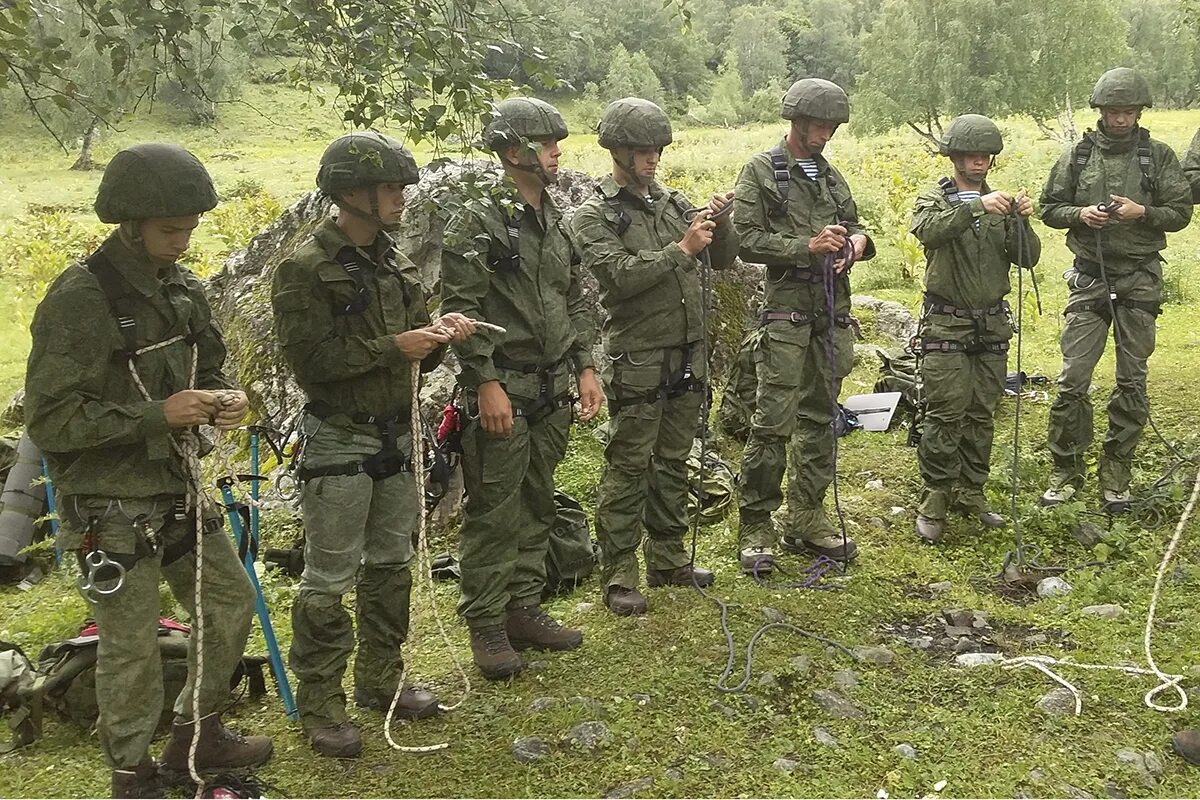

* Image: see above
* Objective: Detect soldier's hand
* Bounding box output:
[395,328,452,361]
[1080,205,1111,229]
[1014,194,1034,218]
[679,210,716,257]
[163,390,222,429]
[808,224,847,255]
[708,191,735,223]
[981,191,1013,216]
[1108,195,1146,221]
[212,390,249,430]
[577,368,603,423]
[477,380,513,436]
[434,312,477,342]
[834,233,868,273]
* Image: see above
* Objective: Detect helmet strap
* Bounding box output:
[333,190,396,232]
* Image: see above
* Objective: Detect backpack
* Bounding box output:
[686,440,737,522]
[872,347,924,445]
[543,492,598,597]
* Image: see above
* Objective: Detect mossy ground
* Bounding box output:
[3,89,1200,797]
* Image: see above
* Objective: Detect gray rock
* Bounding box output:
[528,697,558,713]
[773,757,800,773]
[853,645,895,665]
[852,296,919,344]
[1115,749,1163,788]
[575,602,595,613]
[565,721,612,750]
[1064,784,1095,799]
[665,768,683,782]
[812,689,864,718]
[1082,604,1125,620]
[944,625,975,638]
[868,517,888,530]
[1029,768,1047,783]
[972,611,991,628]
[1104,782,1128,798]
[761,606,786,624]
[789,655,813,675]
[605,777,654,799]
[1037,576,1072,597]
[1037,687,1077,716]
[943,608,975,628]
[813,726,840,747]
[702,752,731,768]
[1072,522,1105,548]
[955,652,1004,668]
[865,479,884,490]
[512,736,552,763]
[832,670,860,691]
[928,581,954,594]
[893,743,917,760]
[953,639,978,654]
[632,693,652,707]
[1025,633,1049,645]
[758,671,780,689]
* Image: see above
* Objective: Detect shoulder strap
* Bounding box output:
[1069,133,1096,190]
[768,146,790,218]
[937,176,961,205]
[1137,128,1156,193]
[84,252,139,356]
[331,247,371,316]
[667,191,693,218]
[597,186,631,236]
[490,206,523,272]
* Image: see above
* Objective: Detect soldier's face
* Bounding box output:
[138,214,201,264]
[373,182,408,223]
[1100,106,1141,136]
[617,147,661,184]
[793,118,839,155]
[951,152,992,186]
[534,137,561,177]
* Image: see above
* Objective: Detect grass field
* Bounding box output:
[3,84,1200,798]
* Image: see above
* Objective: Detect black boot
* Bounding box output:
[111,758,159,799]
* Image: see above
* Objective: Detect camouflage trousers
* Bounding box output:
[63,494,254,769]
[289,414,417,730]
[737,320,853,548]
[1047,266,1160,494]
[457,400,571,627]
[915,309,1011,519]
[595,346,703,589]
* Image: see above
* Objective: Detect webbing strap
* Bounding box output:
[1070,128,1156,196]
[491,207,523,273]
[920,339,1009,354]
[922,295,1008,320]
[768,146,790,218]
[85,252,203,358]
[600,187,632,236]
[1065,296,1162,319]
[609,346,704,414]
[331,247,372,316]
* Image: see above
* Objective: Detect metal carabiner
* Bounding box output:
[78,550,127,600]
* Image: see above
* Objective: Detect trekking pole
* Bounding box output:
[218,477,298,720]
[41,457,61,566]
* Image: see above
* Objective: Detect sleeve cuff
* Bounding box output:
[374,335,408,367]
[457,362,500,389]
[574,350,596,373]
[139,402,171,461]
[667,243,696,271]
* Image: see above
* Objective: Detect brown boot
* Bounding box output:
[355,686,441,720]
[647,564,714,588]
[160,713,273,773]
[1173,729,1200,766]
[505,605,583,651]
[469,624,523,680]
[110,758,159,799]
[603,586,648,616]
[307,721,363,759]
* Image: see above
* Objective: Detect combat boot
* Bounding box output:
[469,624,523,680]
[1039,472,1080,507]
[647,564,714,588]
[975,511,1005,528]
[160,713,273,773]
[506,605,583,651]
[354,685,441,721]
[781,508,858,562]
[1173,729,1200,766]
[307,721,363,759]
[1102,489,1132,515]
[603,586,648,616]
[111,758,159,799]
[915,515,944,543]
[740,546,775,575]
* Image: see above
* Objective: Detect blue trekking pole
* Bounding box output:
[41,457,61,566]
[218,475,299,720]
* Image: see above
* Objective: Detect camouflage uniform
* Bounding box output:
[24,144,265,790]
[910,115,1041,539]
[440,98,595,674]
[1183,128,1200,203]
[271,133,442,748]
[570,98,737,608]
[733,79,875,564]
[1040,69,1193,503]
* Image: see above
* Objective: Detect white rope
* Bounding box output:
[382,344,473,754]
[989,461,1200,715]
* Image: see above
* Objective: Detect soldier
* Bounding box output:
[1039,68,1193,511]
[732,78,875,573]
[440,98,602,677]
[24,143,272,798]
[909,115,1041,543]
[271,133,477,757]
[569,97,737,616]
[1183,127,1200,202]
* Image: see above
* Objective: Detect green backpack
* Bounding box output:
[543,491,598,597]
[873,347,924,444]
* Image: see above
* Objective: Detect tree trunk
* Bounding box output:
[70,118,99,171]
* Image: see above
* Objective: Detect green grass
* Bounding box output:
[4,88,1200,797]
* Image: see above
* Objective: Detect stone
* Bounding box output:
[1072,522,1105,548]
[1037,687,1077,716]
[790,655,813,675]
[758,671,780,689]
[1064,784,1095,799]
[865,479,884,490]
[528,697,558,713]
[933,780,947,792]
[1104,782,1128,798]
[702,752,731,769]
[1115,749,1163,788]
[813,726,840,747]
[1029,768,1047,783]
[944,625,975,638]
[812,689,864,718]
[773,757,800,773]
[955,652,1004,668]
[894,743,917,760]
[928,581,954,594]
[852,295,919,344]
[565,721,612,751]
[665,769,683,782]
[512,736,552,763]
[1037,577,1072,597]
[575,602,595,613]
[833,670,860,691]
[605,777,654,799]
[853,645,895,665]
[1081,604,1125,620]
[632,693,652,707]
[761,606,786,624]
[890,506,906,516]
[526,660,548,672]
[943,609,975,628]
[868,517,888,530]
[952,639,978,654]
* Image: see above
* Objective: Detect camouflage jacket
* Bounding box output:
[271,217,441,422]
[24,231,234,498]
[1182,128,1200,204]
[911,180,1041,308]
[439,179,596,398]
[570,175,737,354]
[733,138,875,316]
[1039,124,1192,275]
